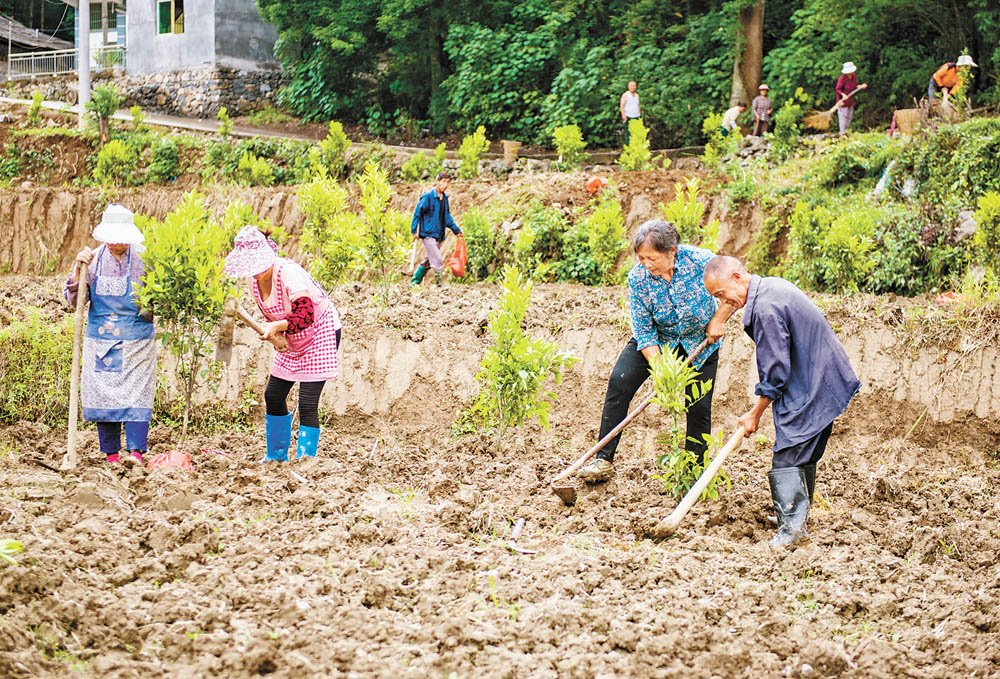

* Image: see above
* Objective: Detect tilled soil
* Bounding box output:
[1,404,998,678]
[2,276,999,677]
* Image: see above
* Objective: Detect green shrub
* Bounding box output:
[94,139,137,186]
[217,106,234,137]
[813,134,898,187]
[649,347,725,499]
[429,142,447,177]
[235,152,275,186]
[298,170,363,290]
[973,191,1000,270]
[554,221,601,285]
[585,193,627,284]
[660,177,720,251]
[819,209,877,292]
[466,265,578,451]
[462,206,503,281]
[314,120,350,177]
[618,119,652,171]
[458,125,490,179]
[146,137,180,183]
[86,84,123,142]
[129,105,147,133]
[770,88,807,161]
[701,112,740,171]
[401,151,430,182]
[0,144,24,181]
[784,201,834,288]
[28,90,43,126]
[356,160,410,305]
[137,192,235,443]
[0,310,73,427]
[553,124,588,171]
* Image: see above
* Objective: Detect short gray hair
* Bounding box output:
[633,220,679,253]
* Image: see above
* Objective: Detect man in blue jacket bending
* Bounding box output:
[703,255,861,548]
[411,171,462,286]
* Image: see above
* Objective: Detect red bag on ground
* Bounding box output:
[146,450,195,471]
[447,235,468,277]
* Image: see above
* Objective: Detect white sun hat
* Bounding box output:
[92,204,145,244]
[842,61,857,74]
[956,55,978,68]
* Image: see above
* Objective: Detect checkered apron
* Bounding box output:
[252,259,339,382]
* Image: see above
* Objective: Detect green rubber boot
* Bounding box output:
[410,265,429,287]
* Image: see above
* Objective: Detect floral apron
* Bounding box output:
[252,259,339,382]
[81,246,158,422]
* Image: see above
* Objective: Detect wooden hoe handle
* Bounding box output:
[62,261,88,471]
[652,425,747,536]
[550,337,712,488]
[236,304,288,352]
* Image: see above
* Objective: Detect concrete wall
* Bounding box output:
[126,0,216,75]
[214,0,279,69]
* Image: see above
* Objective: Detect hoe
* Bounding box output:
[549,337,710,505]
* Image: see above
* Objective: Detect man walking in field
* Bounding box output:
[620,81,642,145]
[703,256,860,548]
[410,171,462,286]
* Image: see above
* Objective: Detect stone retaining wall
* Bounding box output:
[0,67,287,118]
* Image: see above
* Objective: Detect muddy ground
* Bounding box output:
[1,276,999,678]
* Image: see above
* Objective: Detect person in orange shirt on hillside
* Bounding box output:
[929,55,977,101]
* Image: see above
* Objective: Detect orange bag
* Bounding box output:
[146,450,195,471]
[447,235,468,277]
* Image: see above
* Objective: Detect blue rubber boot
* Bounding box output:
[263,413,292,462]
[296,426,320,458]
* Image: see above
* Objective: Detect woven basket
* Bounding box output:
[894,108,921,134]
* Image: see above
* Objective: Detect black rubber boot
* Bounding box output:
[768,467,810,548]
[803,463,816,501]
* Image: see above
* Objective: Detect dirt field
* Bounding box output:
[1,274,998,678]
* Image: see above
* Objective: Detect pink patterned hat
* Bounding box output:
[224,225,277,278]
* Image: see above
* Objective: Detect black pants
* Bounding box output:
[596,339,718,464]
[264,328,340,428]
[771,422,833,469]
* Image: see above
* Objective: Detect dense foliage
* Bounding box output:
[256,0,1000,145]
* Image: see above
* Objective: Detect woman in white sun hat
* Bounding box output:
[63,204,158,464]
[835,62,868,134]
[223,226,342,463]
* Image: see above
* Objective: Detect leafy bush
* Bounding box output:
[0,309,73,426]
[129,105,147,133]
[458,125,489,179]
[784,201,834,288]
[217,106,234,137]
[973,191,1000,269]
[618,119,652,171]
[648,347,725,499]
[770,88,807,161]
[784,200,878,292]
[146,137,180,183]
[813,133,899,187]
[401,151,430,182]
[701,112,739,171]
[660,177,719,250]
[86,85,123,143]
[585,193,627,284]
[94,139,137,187]
[466,265,577,451]
[136,192,235,443]
[298,170,363,290]
[895,118,1000,203]
[462,206,507,281]
[314,120,350,177]
[357,161,409,305]
[28,90,43,126]
[553,124,588,171]
[235,152,276,187]
[428,142,447,177]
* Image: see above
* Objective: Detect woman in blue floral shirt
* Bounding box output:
[578,220,734,482]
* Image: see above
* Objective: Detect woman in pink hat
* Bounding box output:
[64,204,158,464]
[224,226,342,462]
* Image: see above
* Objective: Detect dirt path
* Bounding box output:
[1,277,998,677]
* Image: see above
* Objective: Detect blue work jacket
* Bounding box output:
[411,188,461,241]
[743,275,861,450]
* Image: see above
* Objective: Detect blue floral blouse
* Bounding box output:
[627,244,720,368]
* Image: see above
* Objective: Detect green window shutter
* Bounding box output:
[158,1,172,35]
